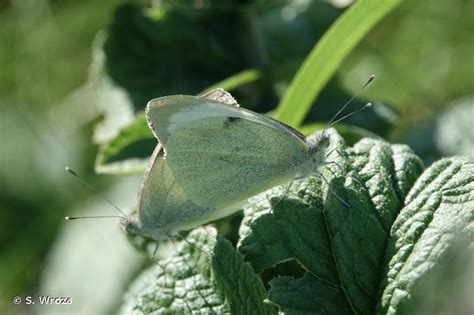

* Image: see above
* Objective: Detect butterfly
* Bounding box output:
[124,89,332,241]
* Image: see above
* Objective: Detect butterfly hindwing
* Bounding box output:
[137,143,262,239]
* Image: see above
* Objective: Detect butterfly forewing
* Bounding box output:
[146,96,310,210]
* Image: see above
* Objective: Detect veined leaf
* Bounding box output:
[121,130,472,314]
[377,157,474,314]
[120,227,277,315]
[120,228,228,314]
[212,236,277,315]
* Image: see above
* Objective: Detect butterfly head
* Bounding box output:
[123,213,142,235]
[123,212,168,242]
[307,130,331,169]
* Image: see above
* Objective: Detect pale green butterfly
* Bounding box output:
[123,88,332,241]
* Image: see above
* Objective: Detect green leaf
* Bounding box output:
[275,0,402,127]
[212,236,277,315]
[393,238,473,315]
[121,227,277,314]
[119,130,472,314]
[269,274,352,315]
[120,228,228,314]
[377,157,474,314]
[239,129,425,314]
[89,32,137,146]
[95,113,156,175]
[272,197,339,286]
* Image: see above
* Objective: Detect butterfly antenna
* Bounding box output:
[64,166,126,218]
[65,215,123,220]
[327,75,375,127]
[329,102,372,127]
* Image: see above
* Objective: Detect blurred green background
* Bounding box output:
[1,0,472,314]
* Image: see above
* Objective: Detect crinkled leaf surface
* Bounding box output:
[212,235,277,315]
[121,227,276,314]
[120,228,227,314]
[238,130,421,314]
[377,157,474,314]
[122,130,472,314]
[239,130,470,314]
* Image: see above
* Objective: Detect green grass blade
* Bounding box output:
[275,0,402,127]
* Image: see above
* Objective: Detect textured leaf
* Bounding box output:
[212,236,277,315]
[377,157,474,314]
[121,227,277,314]
[95,113,156,174]
[269,274,352,315]
[120,228,228,314]
[120,128,472,314]
[239,129,425,314]
[394,238,474,315]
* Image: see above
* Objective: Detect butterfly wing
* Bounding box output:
[136,145,244,239]
[146,94,310,210]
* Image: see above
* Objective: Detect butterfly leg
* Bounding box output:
[271,180,293,210]
[155,259,170,288]
[321,160,345,172]
[319,172,349,207]
[325,148,345,159]
[152,240,160,259]
[324,147,365,186]
[149,240,170,290]
[168,231,212,257]
[269,176,307,212]
[322,160,364,187]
